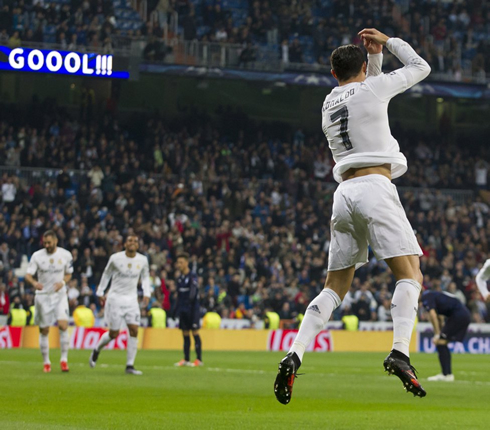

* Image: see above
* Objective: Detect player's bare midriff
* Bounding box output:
[341,163,392,181]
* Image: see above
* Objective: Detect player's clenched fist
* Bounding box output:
[358,28,390,46]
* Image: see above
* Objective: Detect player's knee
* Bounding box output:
[192,329,199,336]
[182,330,190,336]
[129,328,138,337]
[40,327,49,335]
[109,330,119,339]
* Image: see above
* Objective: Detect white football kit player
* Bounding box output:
[26,247,74,327]
[321,38,431,270]
[96,251,151,330]
[476,259,490,301]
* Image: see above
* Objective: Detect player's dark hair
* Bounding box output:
[177,252,190,260]
[43,230,57,239]
[124,234,139,242]
[330,45,365,82]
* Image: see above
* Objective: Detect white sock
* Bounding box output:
[39,334,50,365]
[289,288,341,362]
[60,329,69,362]
[96,332,112,352]
[391,279,421,357]
[126,336,138,366]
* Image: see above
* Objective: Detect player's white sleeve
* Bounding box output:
[366,53,383,77]
[475,260,490,300]
[65,251,74,275]
[140,260,151,298]
[97,256,114,297]
[366,37,430,101]
[26,254,38,276]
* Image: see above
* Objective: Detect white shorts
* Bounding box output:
[328,174,422,271]
[105,297,141,330]
[34,292,69,327]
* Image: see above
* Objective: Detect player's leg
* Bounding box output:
[39,326,51,373]
[192,328,203,366]
[58,320,70,372]
[125,324,142,375]
[275,184,361,404]
[382,255,426,396]
[175,313,193,366]
[90,299,121,368]
[288,266,355,364]
[429,309,470,382]
[183,329,191,362]
[428,339,452,381]
[36,295,52,372]
[363,178,426,396]
[384,255,423,358]
[274,266,355,405]
[56,295,70,372]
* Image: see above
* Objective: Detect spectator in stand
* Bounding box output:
[288,38,303,63]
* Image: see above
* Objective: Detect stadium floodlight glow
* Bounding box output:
[0,46,129,79]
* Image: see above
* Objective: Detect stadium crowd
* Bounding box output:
[0,99,489,327]
[0,1,488,79]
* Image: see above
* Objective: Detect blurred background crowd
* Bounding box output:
[0,99,489,326]
[0,0,489,80]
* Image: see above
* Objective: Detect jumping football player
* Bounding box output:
[421,289,471,381]
[274,28,431,404]
[89,235,150,375]
[25,230,74,373]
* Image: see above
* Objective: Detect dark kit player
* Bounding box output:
[174,253,203,367]
[421,289,471,382]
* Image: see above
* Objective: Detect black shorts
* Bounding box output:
[441,308,471,343]
[179,310,200,331]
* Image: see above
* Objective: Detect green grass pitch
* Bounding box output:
[1,349,489,429]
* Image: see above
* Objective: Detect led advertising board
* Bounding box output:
[0,46,129,79]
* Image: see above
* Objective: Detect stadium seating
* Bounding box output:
[0,1,488,80]
[0,100,488,325]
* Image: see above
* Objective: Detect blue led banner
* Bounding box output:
[0,46,129,79]
[140,64,490,99]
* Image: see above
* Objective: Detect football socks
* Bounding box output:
[288,288,341,362]
[391,279,421,357]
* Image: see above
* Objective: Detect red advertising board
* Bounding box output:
[69,327,128,350]
[0,326,23,348]
[267,329,332,352]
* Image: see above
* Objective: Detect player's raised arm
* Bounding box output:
[363,36,383,78]
[475,260,490,302]
[359,28,431,100]
[96,256,114,298]
[25,254,43,290]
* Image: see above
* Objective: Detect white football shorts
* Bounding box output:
[105,296,141,330]
[34,292,69,327]
[328,174,422,271]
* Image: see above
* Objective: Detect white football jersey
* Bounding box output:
[96,251,151,300]
[476,259,490,299]
[322,38,431,183]
[26,247,74,295]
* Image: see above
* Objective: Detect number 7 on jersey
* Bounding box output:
[330,106,353,150]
